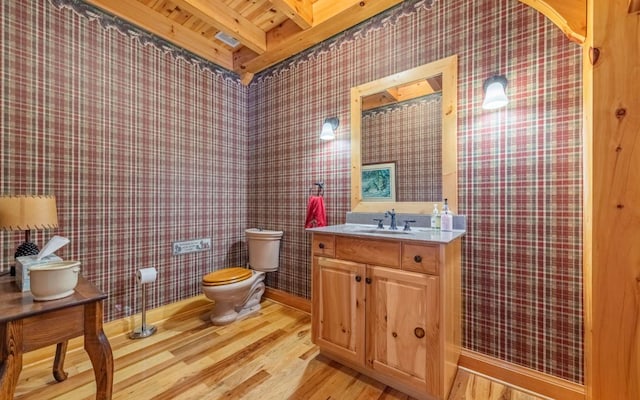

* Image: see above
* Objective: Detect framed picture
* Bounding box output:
[361,162,396,201]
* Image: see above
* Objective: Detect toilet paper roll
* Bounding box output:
[136,267,157,284]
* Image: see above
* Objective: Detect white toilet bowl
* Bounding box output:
[201,228,283,325]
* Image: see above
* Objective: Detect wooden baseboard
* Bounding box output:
[23,291,309,367]
[23,295,212,367]
[458,349,585,400]
[264,287,311,314]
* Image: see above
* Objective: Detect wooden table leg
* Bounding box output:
[53,341,69,382]
[84,301,113,400]
[0,320,24,400]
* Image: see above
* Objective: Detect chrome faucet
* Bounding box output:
[385,209,397,230]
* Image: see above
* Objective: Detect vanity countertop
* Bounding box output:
[306,223,465,244]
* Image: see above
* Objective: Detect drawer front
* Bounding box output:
[401,243,439,275]
[335,236,400,268]
[312,234,336,257]
[22,306,84,352]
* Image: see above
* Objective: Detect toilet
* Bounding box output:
[201,228,283,325]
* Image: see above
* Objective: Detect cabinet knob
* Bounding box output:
[392,332,398,338]
[414,255,422,263]
[414,327,425,339]
[355,275,362,282]
[318,243,325,249]
[365,277,372,284]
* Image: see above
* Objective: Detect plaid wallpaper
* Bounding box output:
[1,1,248,321]
[362,95,443,202]
[249,0,583,383]
[1,0,583,384]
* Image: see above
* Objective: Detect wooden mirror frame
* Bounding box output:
[350,54,458,214]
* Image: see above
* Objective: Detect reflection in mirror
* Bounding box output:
[361,79,442,202]
[351,55,458,214]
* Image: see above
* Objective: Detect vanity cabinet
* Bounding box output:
[311,233,461,400]
[313,256,366,365]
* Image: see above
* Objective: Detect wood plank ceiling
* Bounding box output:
[82,1,587,83]
[84,0,405,83]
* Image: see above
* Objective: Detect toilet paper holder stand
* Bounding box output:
[130,268,157,339]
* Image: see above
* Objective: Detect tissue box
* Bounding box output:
[15,254,63,292]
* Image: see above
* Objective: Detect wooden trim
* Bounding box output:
[581,2,593,398]
[458,349,585,400]
[83,0,234,70]
[170,0,267,54]
[22,295,212,367]
[23,292,309,369]
[350,55,458,215]
[517,0,586,43]
[239,0,404,74]
[583,0,640,398]
[264,287,311,314]
[269,0,313,29]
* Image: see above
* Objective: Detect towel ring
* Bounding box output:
[310,181,324,196]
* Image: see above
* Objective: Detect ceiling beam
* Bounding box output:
[84,0,234,70]
[362,91,397,111]
[170,0,267,54]
[239,0,404,74]
[394,80,436,101]
[269,0,313,29]
[311,0,400,25]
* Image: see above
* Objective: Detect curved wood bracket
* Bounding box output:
[519,0,586,44]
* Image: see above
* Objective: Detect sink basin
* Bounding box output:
[351,227,411,235]
[307,224,465,244]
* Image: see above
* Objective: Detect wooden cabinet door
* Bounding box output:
[366,266,441,396]
[312,256,366,366]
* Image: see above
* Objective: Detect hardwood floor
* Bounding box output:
[15,299,546,400]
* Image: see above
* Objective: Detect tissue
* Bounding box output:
[136,267,158,284]
[16,235,70,292]
[37,235,70,260]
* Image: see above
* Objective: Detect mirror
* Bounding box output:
[350,55,458,214]
[361,75,443,203]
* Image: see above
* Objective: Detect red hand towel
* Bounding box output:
[305,196,327,228]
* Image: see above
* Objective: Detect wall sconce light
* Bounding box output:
[320,117,339,140]
[482,75,509,110]
[0,195,59,258]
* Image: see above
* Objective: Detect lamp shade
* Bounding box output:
[0,195,58,231]
[482,75,509,110]
[320,117,339,140]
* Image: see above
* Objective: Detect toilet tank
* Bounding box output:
[246,228,283,272]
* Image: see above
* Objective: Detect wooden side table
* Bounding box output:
[0,274,113,399]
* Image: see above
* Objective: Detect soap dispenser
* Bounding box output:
[431,203,440,229]
[441,198,453,231]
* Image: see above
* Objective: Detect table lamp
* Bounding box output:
[0,195,59,258]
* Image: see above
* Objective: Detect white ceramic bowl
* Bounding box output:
[29,260,81,301]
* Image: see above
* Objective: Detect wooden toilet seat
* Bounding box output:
[202,267,253,286]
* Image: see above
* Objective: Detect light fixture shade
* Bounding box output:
[482,75,509,110]
[320,117,339,140]
[0,195,58,231]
